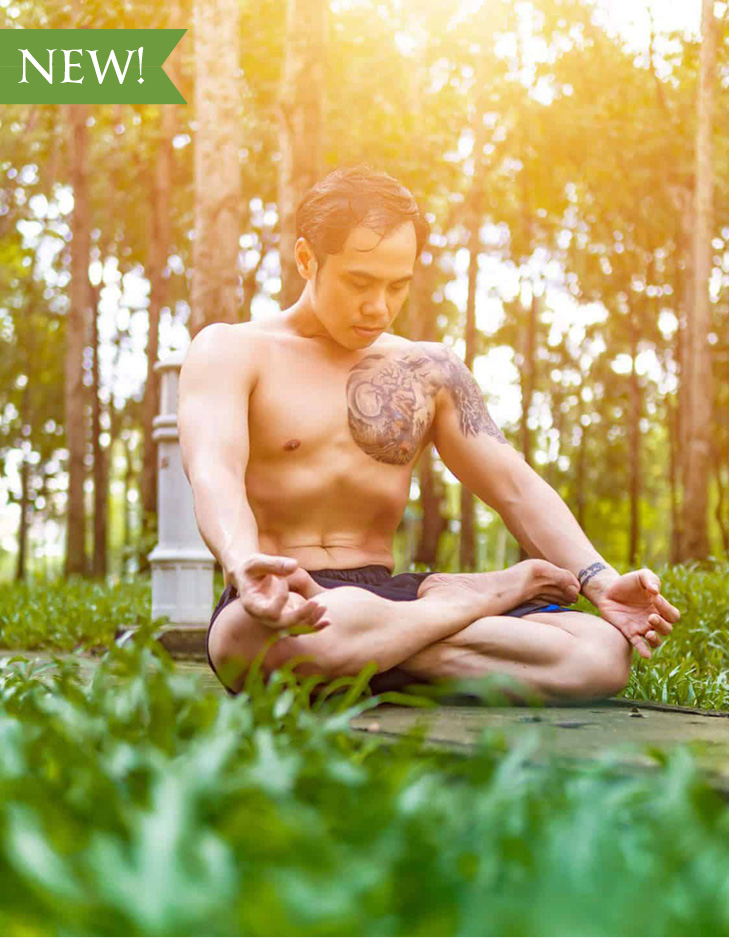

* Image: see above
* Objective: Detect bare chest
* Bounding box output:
[248,344,442,467]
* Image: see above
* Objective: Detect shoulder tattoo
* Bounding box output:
[430,347,507,442]
[346,346,507,465]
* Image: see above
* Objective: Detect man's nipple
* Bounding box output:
[283,439,301,451]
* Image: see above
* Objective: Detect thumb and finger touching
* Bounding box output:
[631,634,652,659]
[638,568,660,594]
[243,575,288,618]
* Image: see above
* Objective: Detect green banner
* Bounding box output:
[0,29,186,104]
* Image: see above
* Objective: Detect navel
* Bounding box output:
[283,439,301,451]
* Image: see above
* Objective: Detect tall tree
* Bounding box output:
[140,75,178,571]
[681,0,717,562]
[90,283,108,578]
[190,0,243,336]
[0,245,66,581]
[64,104,91,577]
[406,256,449,568]
[277,0,326,309]
[459,209,480,572]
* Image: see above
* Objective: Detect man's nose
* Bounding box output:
[363,290,388,319]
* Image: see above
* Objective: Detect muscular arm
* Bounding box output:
[178,324,259,585]
[429,347,618,603]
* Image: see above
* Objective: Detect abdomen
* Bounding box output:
[246,450,411,561]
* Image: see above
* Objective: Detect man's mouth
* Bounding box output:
[354,326,382,338]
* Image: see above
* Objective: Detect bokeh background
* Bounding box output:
[0,0,726,583]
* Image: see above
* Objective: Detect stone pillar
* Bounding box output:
[147,352,214,631]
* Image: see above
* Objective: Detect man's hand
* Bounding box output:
[593,569,681,659]
[229,554,330,631]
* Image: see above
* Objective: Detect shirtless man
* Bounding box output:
[178,165,680,702]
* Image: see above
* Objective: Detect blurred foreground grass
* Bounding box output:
[0,630,728,936]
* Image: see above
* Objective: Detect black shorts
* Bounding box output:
[206,564,573,697]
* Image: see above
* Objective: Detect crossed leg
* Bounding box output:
[398,610,632,702]
[208,563,632,703]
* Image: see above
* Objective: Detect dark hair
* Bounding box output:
[295,164,430,270]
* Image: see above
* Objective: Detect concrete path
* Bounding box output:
[349,699,729,791]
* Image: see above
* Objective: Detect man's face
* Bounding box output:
[299,221,417,350]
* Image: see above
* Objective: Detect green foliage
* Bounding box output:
[625,562,729,710]
[0,627,728,934]
[0,575,161,651]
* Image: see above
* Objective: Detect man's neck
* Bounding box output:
[284,296,327,339]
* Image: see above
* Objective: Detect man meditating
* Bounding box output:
[178,164,680,702]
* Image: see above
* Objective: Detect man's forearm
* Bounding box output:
[497,472,619,604]
[189,467,259,585]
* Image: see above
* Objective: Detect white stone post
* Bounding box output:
[147,352,215,631]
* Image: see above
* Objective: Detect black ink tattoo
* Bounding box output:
[347,353,437,465]
[578,561,607,590]
[432,348,508,442]
[346,345,507,465]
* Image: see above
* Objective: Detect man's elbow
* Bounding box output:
[487,462,546,515]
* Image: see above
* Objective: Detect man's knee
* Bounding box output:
[564,636,632,700]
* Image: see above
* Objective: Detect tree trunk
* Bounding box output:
[681,0,716,562]
[64,104,91,577]
[714,447,729,555]
[414,444,448,568]
[459,214,479,572]
[668,397,681,565]
[90,284,108,578]
[38,468,51,579]
[408,259,445,567]
[122,433,135,571]
[15,456,30,582]
[576,421,587,533]
[140,102,175,571]
[277,0,326,310]
[190,0,242,336]
[520,288,537,468]
[107,404,124,576]
[674,289,685,562]
[628,329,641,567]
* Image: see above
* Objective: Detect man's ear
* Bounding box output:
[294,237,318,280]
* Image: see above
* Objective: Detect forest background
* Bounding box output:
[0,0,726,586]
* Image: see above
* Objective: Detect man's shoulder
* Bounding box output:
[182,321,271,392]
[196,319,270,342]
[376,335,454,359]
[187,320,271,359]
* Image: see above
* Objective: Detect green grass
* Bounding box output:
[0,631,728,936]
[619,563,729,710]
[0,574,160,652]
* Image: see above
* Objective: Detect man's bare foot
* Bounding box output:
[416,560,580,620]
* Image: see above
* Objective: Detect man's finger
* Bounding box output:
[638,568,660,594]
[631,634,652,660]
[648,612,673,636]
[655,594,680,623]
[279,599,326,628]
[645,629,662,647]
[245,554,298,576]
[244,588,287,620]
